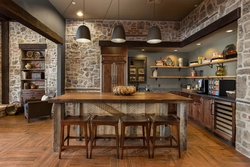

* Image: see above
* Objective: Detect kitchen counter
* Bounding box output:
[49,92,193,151]
[180,91,236,103]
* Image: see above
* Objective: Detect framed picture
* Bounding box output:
[138,76,145,82]
[130,67,136,75]
[129,76,137,82]
[137,68,144,75]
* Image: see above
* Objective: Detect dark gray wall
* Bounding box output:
[12,0,65,38]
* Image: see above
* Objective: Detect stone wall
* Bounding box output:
[181,0,241,39]
[65,20,181,90]
[8,22,57,103]
[236,0,250,158]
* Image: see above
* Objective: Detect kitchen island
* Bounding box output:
[49,92,193,151]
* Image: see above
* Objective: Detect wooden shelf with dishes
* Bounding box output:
[149,58,237,80]
[150,75,236,79]
[149,66,189,69]
[189,58,237,68]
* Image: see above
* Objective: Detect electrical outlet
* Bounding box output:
[158,84,160,87]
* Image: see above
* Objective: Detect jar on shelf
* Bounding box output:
[215,65,226,76]
[178,58,183,66]
[190,70,197,77]
[25,63,32,69]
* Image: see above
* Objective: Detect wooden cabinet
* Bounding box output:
[19,44,47,105]
[202,97,214,130]
[21,89,45,104]
[101,47,127,92]
[128,57,147,84]
[188,94,203,124]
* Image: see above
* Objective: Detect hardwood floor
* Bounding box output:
[0,114,250,167]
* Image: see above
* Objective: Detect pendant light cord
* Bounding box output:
[117,0,120,24]
[62,0,75,15]
[153,0,155,25]
[83,0,85,24]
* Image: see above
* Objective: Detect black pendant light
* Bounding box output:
[147,0,162,44]
[76,0,91,43]
[111,0,126,43]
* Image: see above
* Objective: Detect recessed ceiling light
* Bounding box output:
[72,1,76,5]
[77,11,83,17]
[226,30,233,33]
[197,43,201,46]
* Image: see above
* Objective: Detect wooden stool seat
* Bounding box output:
[120,115,150,159]
[59,115,90,159]
[149,115,181,158]
[90,115,120,159]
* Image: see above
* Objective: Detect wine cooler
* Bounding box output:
[213,100,236,145]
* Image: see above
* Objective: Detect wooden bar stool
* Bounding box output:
[120,115,150,159]
[59,115,91,159]
[89,115,120,159]
[149,115,181,158]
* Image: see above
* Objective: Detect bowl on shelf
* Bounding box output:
[113,86,136,95]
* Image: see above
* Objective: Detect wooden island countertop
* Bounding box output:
[49,92,193,103]
[50,92,193,152]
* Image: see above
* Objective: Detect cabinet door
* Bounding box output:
[193,101,203,124]
[102,56,126,92]
[202,98,214,130]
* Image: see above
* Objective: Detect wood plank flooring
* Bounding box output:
[0,114,250,167]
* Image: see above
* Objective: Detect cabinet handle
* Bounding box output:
[210,102,214,115]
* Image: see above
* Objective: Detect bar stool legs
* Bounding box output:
[59,115,90,159]
[120,115,150,159]
[89,115,120,159]
[149,115,181,158]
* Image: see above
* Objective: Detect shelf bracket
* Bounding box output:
[207,64,213,68]
[178,68,181,71]
[217,63,224,66]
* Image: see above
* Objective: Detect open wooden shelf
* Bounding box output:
[189,58,237,68]
[150,75,236,79]
[149,66,189,69]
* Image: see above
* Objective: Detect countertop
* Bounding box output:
[49,92,193,104]
[180,91,236,103]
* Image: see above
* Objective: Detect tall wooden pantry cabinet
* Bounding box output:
[101,47,128,92]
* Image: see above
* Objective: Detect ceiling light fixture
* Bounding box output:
[111,0,126,43]
[77,11,83,17]
[147,0,162,44]
[226,30,233,33]
[76,0,91,43]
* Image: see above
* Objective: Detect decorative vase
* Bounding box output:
[152,69,157,77]
[215,65,226,76]
[25,63,32,69]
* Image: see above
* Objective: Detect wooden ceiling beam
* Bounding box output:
[0,0,63,44]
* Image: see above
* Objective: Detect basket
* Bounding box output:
[226,91,236,99]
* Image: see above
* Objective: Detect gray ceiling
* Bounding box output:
[49,0,205,21]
